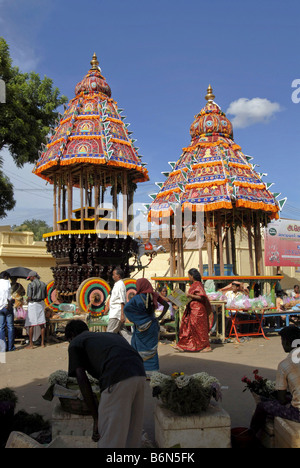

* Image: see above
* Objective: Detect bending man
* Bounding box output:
[65,319,146,448]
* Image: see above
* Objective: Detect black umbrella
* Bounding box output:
[0,267,33,279]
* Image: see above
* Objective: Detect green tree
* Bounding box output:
[12,219,52,241]
[0,37,68,217]
[0,165,15,217]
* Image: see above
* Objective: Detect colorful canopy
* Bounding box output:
[148,85,281,222]
[33,54,149,185]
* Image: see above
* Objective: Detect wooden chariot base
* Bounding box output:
[44,230,139,295]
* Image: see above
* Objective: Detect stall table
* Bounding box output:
[263,309,300,333]
[46,315,88,341]
[210,300,227,343]
[152,276,283,305]
[226,308,276,342]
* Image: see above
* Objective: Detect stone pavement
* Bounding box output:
[1,332,285,446]
[143,333,284,443]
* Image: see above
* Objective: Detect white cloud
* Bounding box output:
[226,97,282,128]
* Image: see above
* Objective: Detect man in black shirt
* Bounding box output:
[65,320,146,448]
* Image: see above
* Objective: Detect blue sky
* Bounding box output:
[0,0,300,226]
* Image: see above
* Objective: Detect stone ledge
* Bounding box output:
[51,402,94,438]
[154,401,231,448]
[274,417,300,448]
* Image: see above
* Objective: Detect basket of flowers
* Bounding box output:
[241,369,276,404]
[150,371,222,416]
[43,370,100,415]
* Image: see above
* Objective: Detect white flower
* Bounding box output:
[48,370,98,388]
[175,375,191,389]
[149,372,171,388]
[265,380,276,392]
[192,372,219,388]
[49,370,70,387]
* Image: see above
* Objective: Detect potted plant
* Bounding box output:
[150,371,222,416]
[0,387,18,447]
[150,372,231,448]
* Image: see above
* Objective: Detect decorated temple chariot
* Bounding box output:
[34,54,149,314]
[148,85,285,279]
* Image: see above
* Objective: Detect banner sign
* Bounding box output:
[265,219,300,267]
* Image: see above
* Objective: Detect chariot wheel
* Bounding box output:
[76,277,111,315]
[123,278,137,303]
[45,280,63,311]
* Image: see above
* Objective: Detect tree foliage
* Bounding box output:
[0,37,68,166]
[0,37,67,218]
[12,219,52,241]
[0,165,15,218]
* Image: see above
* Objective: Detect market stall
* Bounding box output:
[152,275,281,342]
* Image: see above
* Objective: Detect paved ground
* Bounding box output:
[0,331,285,445]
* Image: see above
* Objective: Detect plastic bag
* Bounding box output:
[243,298,252,310]
[15,306,27,320]
[204,280,216,294]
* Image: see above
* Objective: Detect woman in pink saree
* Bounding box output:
[175,269,213,353]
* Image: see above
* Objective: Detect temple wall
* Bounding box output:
[0,229,55,290]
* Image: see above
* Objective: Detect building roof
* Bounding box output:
[33,54,149,185]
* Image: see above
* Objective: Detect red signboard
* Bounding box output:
[265,219,300,267]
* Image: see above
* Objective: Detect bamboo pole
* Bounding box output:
[80,169,84,231]
[67,172,73,231]
[57,177,61,228]
[198,247,203,276]
[94,176,99,230]
[206,213,213,276]
[122,173,128,234]
[180,236,184,277]
[53,176,57,232]
[225,227,231,265]
[255,213,264,276]
[247,217,255,276]
[113,173,118,217]
[169,222,175,277]
[176,237,184,277]
[230,226,237,275]
[62,186,66,220]
[85,169,89,218]
[127,187,134,232]
[218,215,224,276]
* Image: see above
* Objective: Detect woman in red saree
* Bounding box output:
[175,269,212,353]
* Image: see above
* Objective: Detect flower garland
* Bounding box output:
[150,371,222,416]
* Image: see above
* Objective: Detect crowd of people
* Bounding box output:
[0,270,47,351]
[65,269,300,448]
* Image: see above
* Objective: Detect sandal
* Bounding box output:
[172,345,185,353]
[199,347,212,353]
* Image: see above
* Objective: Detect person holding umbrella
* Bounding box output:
[25,271,47,349]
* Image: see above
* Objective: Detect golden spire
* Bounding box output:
[90,52,100,70]
[205,84,215,103]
